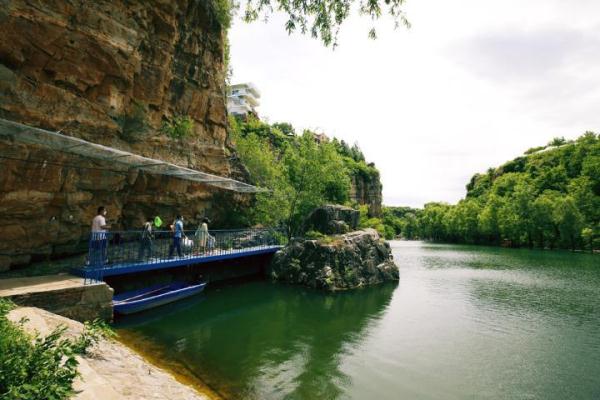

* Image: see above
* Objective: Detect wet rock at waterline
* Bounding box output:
[268,228,398,291]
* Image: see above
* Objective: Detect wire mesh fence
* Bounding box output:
[84,228,287,283]
[0,118,264,193]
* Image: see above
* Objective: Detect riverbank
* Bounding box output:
[7,307,218,400]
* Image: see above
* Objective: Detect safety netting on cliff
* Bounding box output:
[0,118,262,193]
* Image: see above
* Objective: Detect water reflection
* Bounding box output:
[118,281,397,399]
[119,243,600,400]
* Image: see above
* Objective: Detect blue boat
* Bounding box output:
[113,281,207,315]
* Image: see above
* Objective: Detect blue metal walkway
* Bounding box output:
[72,228,286,282]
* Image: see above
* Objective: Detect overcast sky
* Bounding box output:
[229,0,600,208]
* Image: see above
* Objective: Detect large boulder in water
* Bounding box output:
[302,204,360,235]
[268,228,399,291]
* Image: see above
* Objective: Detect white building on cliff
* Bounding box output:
[227,83,261,118]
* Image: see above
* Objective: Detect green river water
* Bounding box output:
[117,241,600,399]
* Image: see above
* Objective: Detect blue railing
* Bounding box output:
[84,228,287,283]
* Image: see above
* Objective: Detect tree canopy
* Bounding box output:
[217,0,410,46]
[384,133,600,252]
[229,116,378,236]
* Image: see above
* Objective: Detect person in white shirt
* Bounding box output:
[195,217,210,253]
[138,217,154,260]
[90,206,111,265]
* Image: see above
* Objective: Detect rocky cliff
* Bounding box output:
[350,168,382,217]
[0,0,244,270]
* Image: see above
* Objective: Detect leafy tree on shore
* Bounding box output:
[553,196,584,251]
[230,116,359,237]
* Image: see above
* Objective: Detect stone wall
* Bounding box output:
[0,0,248,270]
[5,282,113,322]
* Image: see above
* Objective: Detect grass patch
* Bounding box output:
[304,230,338,245]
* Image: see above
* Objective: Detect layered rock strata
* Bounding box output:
[351,171,383,217]
[0,0,246,270]
[268,229,399,291]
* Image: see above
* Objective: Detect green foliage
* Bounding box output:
[358,205,386,237]
[525,146,546,154]
[272,122,295,136]
[411,132,600,251]
[548,136,568,147]
[231,117,361,237]
[284,132,351,236]
[240,0,410,47]
[72,319,116,355]
[232,119,292,227]
[305,230,337,244]
[0,299,113,400]
[161,115,194,139]
[211,0,235,30]
[116,101,148,142]
[581,225,600,253]
[304,230,326,240]
[378,206,421,239]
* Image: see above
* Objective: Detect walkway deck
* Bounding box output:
[71,245,282,279]
[65,228,286,282]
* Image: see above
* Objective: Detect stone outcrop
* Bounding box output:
[350,168,383,217]
[302,204,359,235]
[268,229,399,291]
[0,1,248,269]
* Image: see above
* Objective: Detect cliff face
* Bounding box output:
[350,170,382,217]
[0,0,243,270]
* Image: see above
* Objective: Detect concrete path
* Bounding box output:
[0,273,85,297]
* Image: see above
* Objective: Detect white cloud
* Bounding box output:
[229,0,600,207]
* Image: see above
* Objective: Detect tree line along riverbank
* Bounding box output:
[376,133,599,252]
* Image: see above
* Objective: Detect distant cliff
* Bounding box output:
[349,164,382,217]
[0,0,243,270]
